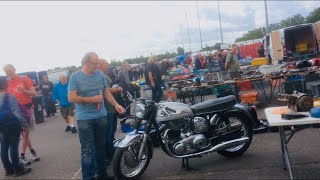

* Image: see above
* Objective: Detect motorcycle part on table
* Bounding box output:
[113,95,258,180]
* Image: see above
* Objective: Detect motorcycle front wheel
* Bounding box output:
[216,112,253,158]
[113,139,152,180]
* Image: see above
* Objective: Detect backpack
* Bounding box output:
[18,103,31,125]
[0,93,21,130]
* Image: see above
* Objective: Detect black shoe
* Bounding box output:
[45,114,51,118]
[5,170,14,176]
[65,126,71,132]
[15,167,31,177]
[71,127,77,133]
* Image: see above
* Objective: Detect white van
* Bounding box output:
[264,23,320,63]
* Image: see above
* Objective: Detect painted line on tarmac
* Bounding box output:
[72,168,82,179]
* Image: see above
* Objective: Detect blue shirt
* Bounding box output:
[68,70,107,120]
[52,81,73,107]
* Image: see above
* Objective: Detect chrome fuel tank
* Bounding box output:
[156,102,194,122]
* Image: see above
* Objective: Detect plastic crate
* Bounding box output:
[296,43,307,52]
[251,57,268,66]
[240,91,259,105]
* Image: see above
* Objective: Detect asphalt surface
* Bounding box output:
[1,90,320,179]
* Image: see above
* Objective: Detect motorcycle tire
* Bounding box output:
[113,141,152,180]
[217,112,253,158]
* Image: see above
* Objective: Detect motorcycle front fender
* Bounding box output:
[114,131,154,158]
[114,131,144,148]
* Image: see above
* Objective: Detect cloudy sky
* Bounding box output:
[0,1,318,75]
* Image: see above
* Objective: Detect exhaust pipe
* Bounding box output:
[163,129,249,158]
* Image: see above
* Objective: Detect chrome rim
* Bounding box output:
[120,140,149,178]
[218,117,248,152]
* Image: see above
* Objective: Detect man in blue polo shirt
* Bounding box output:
[68,52,125,180]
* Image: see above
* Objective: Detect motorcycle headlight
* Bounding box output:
[134,103,146,119]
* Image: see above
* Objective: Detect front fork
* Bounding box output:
[138,133,149,160]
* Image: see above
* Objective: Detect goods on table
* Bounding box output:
[251,57,269,66]
[240,91,259,105]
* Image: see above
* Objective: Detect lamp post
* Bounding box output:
[185,11,192,53]
[264,0,270,34]
[180,25,185,50]
[196,1,203,50]
[218,0,223,44]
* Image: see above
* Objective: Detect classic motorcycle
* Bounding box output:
[113,94,259,179]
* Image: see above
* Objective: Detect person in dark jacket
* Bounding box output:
[146,55,163,103]
[195,53,205,70]
[39,75,55,117]
[0,77,31,177]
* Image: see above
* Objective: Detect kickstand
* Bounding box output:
[182,158,190,171]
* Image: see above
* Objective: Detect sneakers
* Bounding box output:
[71,127,77,133]
[32,153,40,162]
[20,157,31,166]
[15,167,31,177]
[65,126,71,132]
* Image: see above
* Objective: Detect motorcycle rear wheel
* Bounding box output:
[217,112,253,158]
[113,139,152,180]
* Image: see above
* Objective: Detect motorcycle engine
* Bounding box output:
[173,134,208,155]
[193,117,208,133]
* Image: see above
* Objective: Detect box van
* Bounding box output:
[264,22,320,63]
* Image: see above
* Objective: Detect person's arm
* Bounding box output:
[68,91,102,104]
[52,85,59,103]
[225,53,231,71]
[23,76,37,97]
[8,94,28,129]
[108,87,122,94]
[104,88,125,114]
[123,70,131,86]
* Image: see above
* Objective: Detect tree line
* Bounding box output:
[234,7,320,42]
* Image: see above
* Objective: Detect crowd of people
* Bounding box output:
[0,44,242,179]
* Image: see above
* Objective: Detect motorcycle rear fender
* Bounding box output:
[230,104,259,128]
[114,131,154,157]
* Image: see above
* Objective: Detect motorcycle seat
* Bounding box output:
[190,95,236,115]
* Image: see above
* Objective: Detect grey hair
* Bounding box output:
[3,64,15,71]
[122,60,129,66]
[81,52,97,65]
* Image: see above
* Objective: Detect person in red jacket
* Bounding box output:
[3,64,40,166]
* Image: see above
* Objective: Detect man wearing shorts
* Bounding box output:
[3,64,40,166]
[52,74,77,133]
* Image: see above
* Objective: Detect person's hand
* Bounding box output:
[118,87,123,93]
[91,94,103,103]
[151,82,155,88]
[115,104,126,115]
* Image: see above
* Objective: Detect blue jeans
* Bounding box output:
[77,117,108,180]
[151,82,163,103]
[106,112,117,161]
[42,94,55,115]
[0,128,23,173]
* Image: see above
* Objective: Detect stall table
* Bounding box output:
[265,107,320,180]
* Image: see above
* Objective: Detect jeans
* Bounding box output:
[0,128,23,173]
[42,94,55,115]
[151,82,163,103]
[105,112,117,163]
[77,117,108,180]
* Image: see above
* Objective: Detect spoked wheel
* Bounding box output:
[113,139,152,180]
[216,112,253,157]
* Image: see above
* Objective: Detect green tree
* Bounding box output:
[177,47,185,55]
[213,43,222,50]
[306,7,320,23]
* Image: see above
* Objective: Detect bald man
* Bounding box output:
[52,75,77,133]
